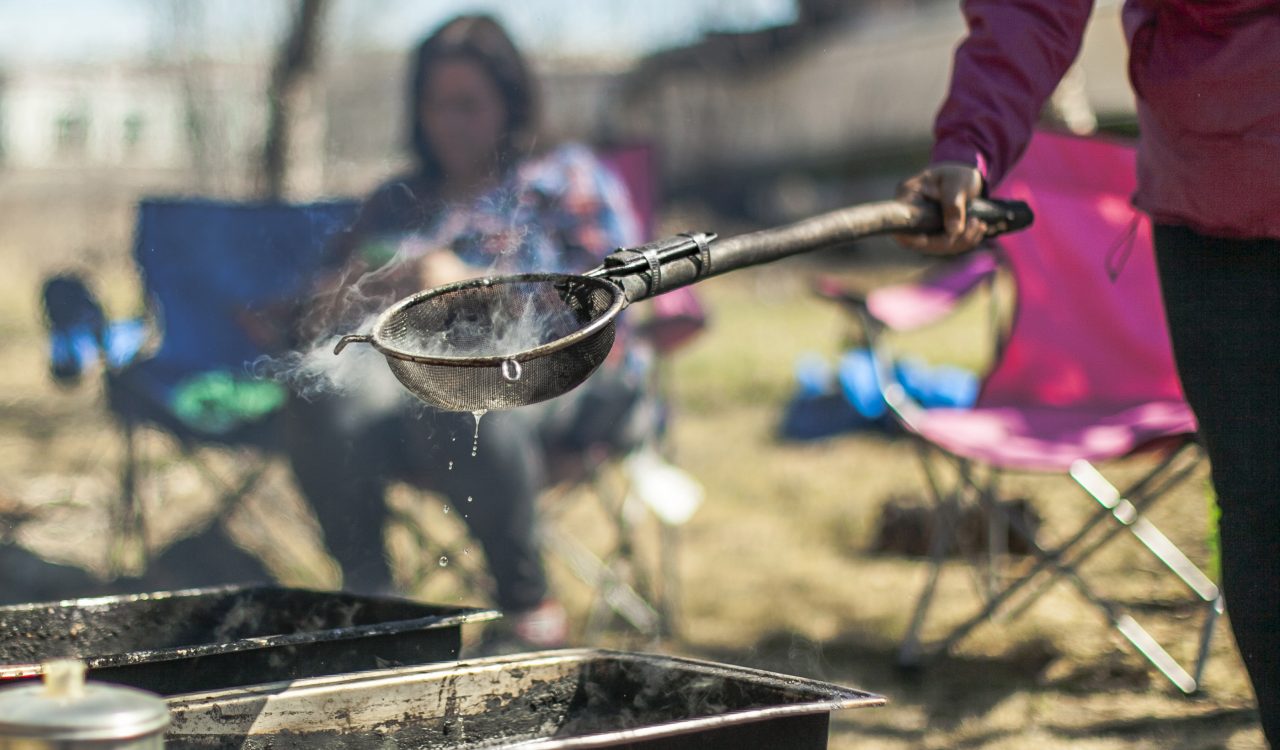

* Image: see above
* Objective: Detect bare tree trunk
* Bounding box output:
[161,0,219,192]
[260,0,328,200]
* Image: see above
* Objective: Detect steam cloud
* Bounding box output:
[253,313,411,426]
[256,181,587,414]
[401,286,585,359]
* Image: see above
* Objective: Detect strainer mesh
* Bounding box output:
[373,276,620,411]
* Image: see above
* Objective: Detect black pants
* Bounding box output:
[286,397,548,613]
[1154,225,1280,745]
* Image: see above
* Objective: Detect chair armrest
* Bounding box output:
[866,249,999,332]
[812,250,1000,431]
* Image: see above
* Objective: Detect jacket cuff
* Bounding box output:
[930,142,990,186]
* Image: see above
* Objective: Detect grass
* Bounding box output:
[0,189,1266,749]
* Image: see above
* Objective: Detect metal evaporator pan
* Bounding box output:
[0,584,498,696]
[166,648,885,749]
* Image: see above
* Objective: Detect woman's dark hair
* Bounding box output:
[408,14,541,181]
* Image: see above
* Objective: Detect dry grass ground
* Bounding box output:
[0,185,1266,748]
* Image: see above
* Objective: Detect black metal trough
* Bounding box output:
[0,584,497,696]
[165,648,884,749]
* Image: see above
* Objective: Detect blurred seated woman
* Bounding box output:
[288,15,648,648]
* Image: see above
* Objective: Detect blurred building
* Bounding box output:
[0,1,1133,209]
[0,53,622,198]
[612,1,1133,208]
[0,61,266,189]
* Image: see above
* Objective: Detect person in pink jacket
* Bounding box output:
[897,1,1279,744]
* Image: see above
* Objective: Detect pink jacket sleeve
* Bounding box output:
[931,0,1095,188]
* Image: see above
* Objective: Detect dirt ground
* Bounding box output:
[0,186,1266,748]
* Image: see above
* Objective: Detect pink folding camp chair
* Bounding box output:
[832,130,1223,693]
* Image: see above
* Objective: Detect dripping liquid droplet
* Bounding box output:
[470,409,485,458]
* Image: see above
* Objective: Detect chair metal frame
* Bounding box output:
[537,445,684,642]
[889,409,1220,693]
[393,397,686,645]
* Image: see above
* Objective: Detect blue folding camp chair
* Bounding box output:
[101,198,358,582]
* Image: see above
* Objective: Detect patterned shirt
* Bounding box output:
[336,143,641,283]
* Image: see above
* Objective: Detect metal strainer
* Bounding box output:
[334,197,1033,411]
[333,273,624,412]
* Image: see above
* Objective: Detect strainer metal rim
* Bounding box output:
[364,272,625,367]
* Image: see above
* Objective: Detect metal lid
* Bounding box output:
[0,660,169,741]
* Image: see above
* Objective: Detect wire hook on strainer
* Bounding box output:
[334,197,1033,412]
